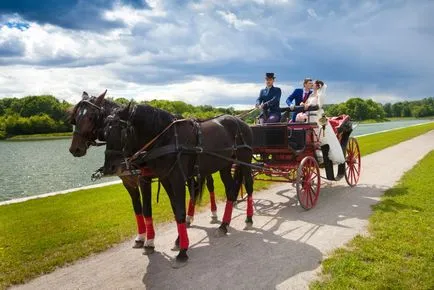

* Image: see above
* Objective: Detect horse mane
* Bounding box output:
[67,96,121,123]
[129,104,176,133]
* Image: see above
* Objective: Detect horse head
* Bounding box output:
[68,90,107,157]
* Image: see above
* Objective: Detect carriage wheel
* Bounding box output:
[296,156,321,210]
[345,137,361,187]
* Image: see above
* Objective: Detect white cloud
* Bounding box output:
[0,0,433,105]
[217,10,256,31]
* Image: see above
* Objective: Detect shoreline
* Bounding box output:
[1,120,433,206]
[0,180,122,206]
[354,120,434,137]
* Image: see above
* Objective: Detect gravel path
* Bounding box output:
[12,131,434,290]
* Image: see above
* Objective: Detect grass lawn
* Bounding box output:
[311,150,434,289]
[6,132,72,141]
[0,123,433,289]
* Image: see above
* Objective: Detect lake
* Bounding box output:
[0,119,432,201]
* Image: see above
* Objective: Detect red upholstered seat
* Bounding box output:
[328,115,350,134]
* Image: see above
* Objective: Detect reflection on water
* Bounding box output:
[0,119,431,201]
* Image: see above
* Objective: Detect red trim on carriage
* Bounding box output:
[328,114,350,134]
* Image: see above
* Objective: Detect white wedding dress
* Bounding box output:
[307,85,346,164]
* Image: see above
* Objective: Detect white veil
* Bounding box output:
[317,83,327,109]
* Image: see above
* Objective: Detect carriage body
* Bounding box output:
[246,114,361,210]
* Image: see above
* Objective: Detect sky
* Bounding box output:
[0,0,432,109]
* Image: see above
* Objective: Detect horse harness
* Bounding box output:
[115,108,254,197]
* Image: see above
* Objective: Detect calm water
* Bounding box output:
[0,139,118,201]
[0,119,432,201]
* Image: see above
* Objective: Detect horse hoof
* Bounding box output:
[172,250,188,269]
[210,216,219,224]
[214,226,228,237]
[244,222,254,230]
[171,244,180,251]
[132,240,144,249]
[143,246,155,255]
[171,257,188,269]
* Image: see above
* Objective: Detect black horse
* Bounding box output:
[68,91,218,255]
[103,103,255,267]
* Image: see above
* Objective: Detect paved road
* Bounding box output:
[13,131,434,290]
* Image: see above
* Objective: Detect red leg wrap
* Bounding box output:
[135,214,146,235]
[144,217,155,240]
[247,195,254,217]
[187,199,195,217]
[210,192,217,212]
[177,222,189,250]
[222,201,234,224]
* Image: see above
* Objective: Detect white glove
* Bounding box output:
[289,104,295,110]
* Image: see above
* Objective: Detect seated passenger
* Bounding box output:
[297,80,346,164]
[295,80,322,122]
[256,73,281,124]
[286,78,313,122]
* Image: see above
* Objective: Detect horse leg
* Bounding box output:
[206,175,218,223]
[241,165,254,230]
[158,179,181,252]
[139,177,156,255]
[186,177,197,227]
[163,174,189,268]
[216,166,236,237]
[121,177,146,249]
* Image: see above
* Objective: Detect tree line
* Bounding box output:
[0,95,433,139]
[0,96,236,139]
[324,97,434,121]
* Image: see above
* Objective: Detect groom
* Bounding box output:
[285,78,313,122]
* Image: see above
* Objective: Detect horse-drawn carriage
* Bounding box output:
[241,105,361,210]
[70,92,361,266]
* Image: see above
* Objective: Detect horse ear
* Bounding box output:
[82,91,89,100]
[95,89,107,106]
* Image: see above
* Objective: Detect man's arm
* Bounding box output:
[286,89,297,106]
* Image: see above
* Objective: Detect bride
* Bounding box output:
[296,80,345,164]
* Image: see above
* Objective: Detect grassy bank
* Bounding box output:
[0,123,433,289]
[311,150,434,289]
[5,132,72,141]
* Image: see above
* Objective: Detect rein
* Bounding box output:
[130,119,190,161]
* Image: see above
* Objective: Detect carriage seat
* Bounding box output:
[328,115,350,134]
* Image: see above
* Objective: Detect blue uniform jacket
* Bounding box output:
[256,86,281,114]
[285,88,312,106]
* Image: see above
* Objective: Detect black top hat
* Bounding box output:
[265,73,275,79]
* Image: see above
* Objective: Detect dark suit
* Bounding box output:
[256,86,281,123]
[286,88,312,121]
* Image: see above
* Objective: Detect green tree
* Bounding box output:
[383,103,392,117]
